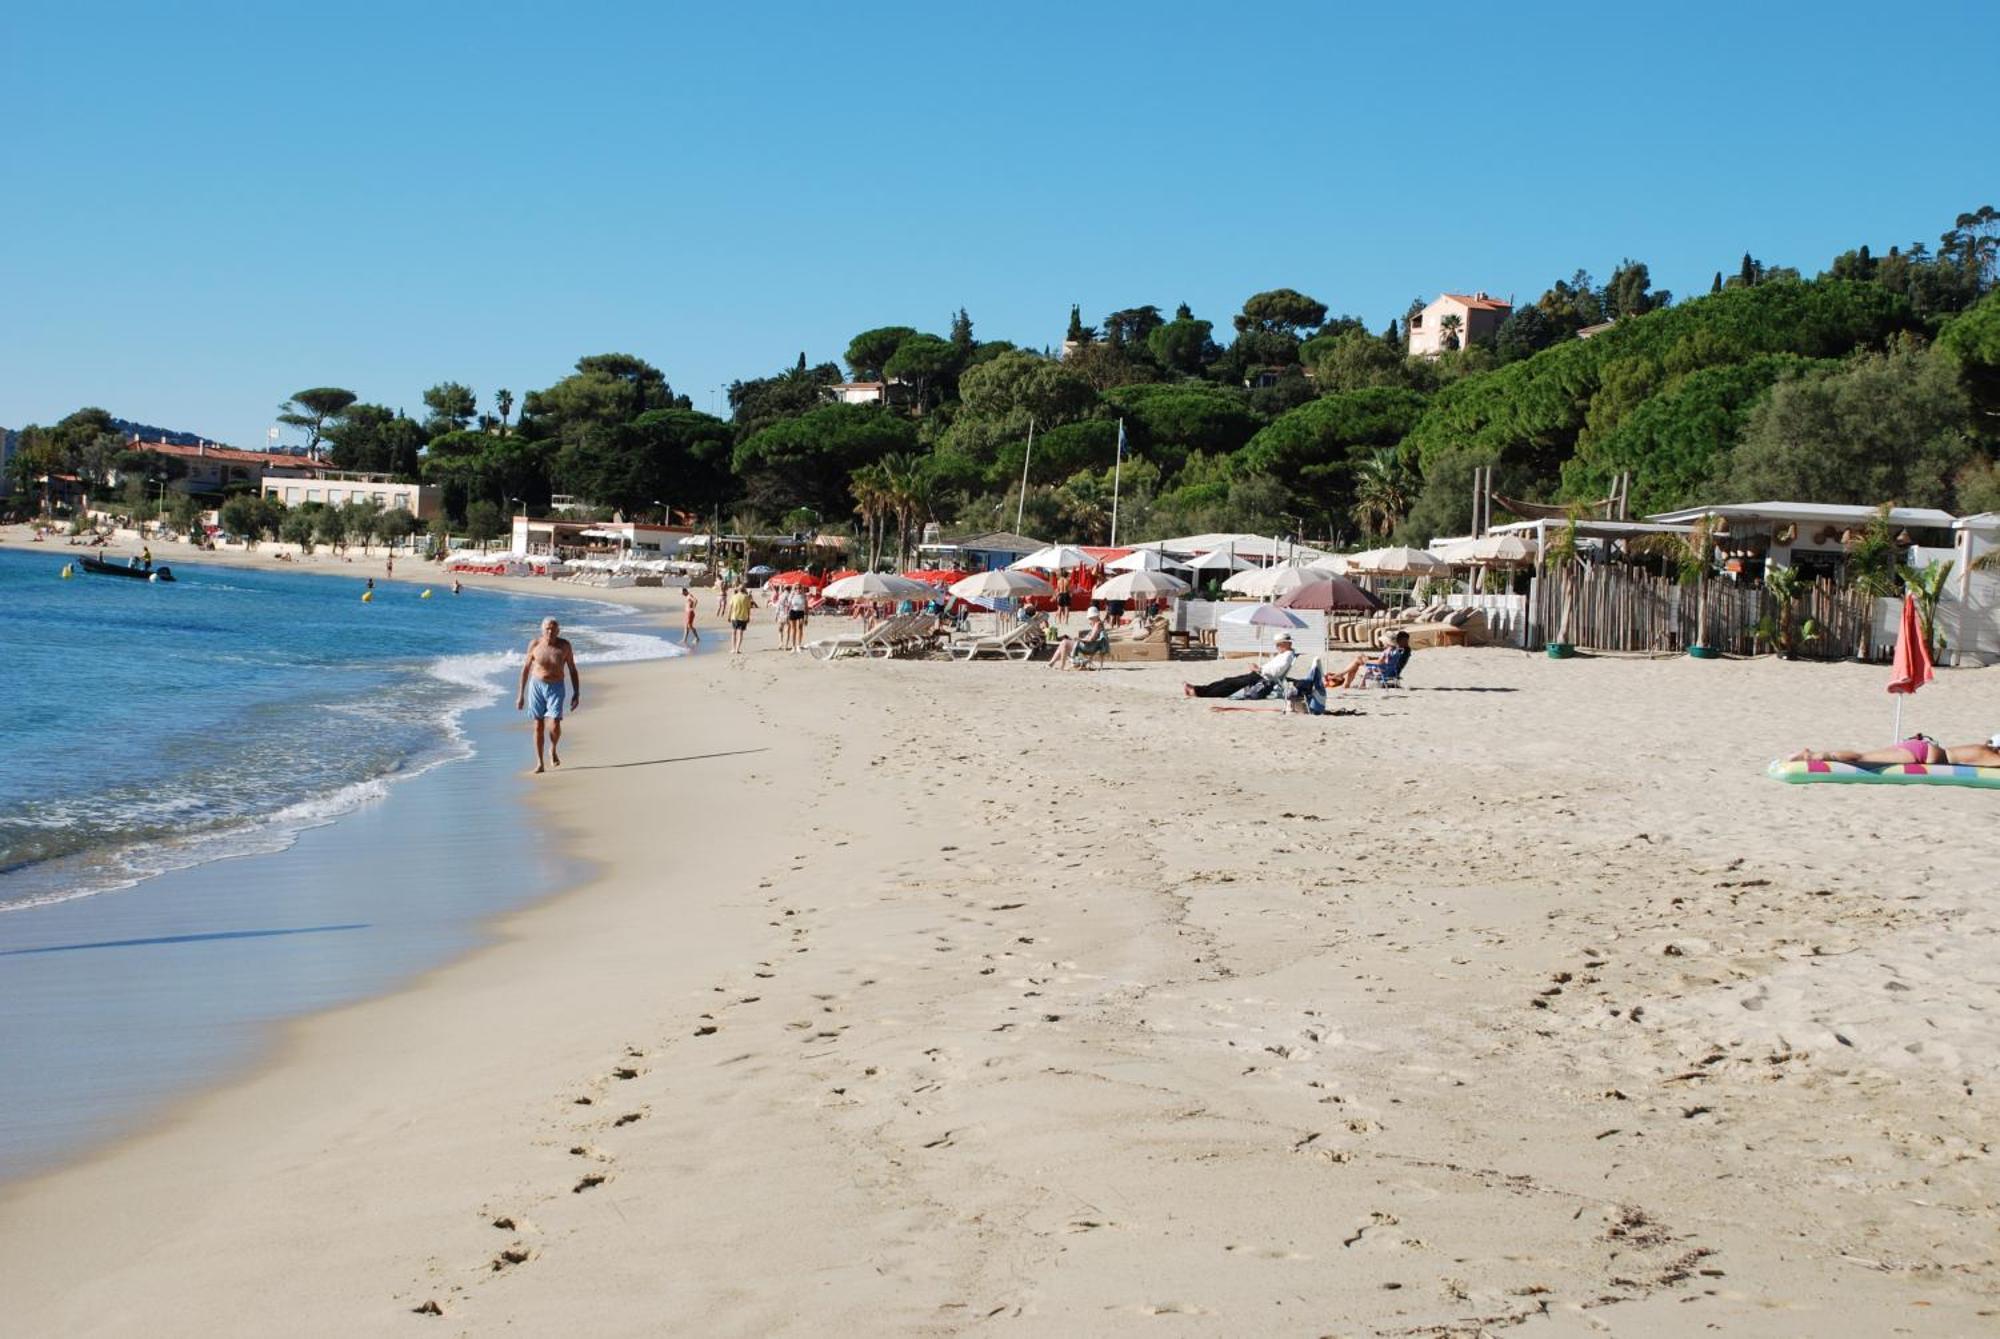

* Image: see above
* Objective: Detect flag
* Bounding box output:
[1116,419,1126,460]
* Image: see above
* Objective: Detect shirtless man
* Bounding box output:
[515,617,581,773]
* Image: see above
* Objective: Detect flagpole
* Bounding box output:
[1110,418,1125,547]
[1015,415,1035,536]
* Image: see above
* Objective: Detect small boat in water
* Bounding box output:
[78,555,175,582]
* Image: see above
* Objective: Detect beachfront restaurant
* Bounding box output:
[508,515,692,559]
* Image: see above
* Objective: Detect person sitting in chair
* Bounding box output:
[1184,633,1297,698]
[1332,630,1411,690]
[1049,613,1109,670]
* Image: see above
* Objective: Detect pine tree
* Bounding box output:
[1711,271,1723,294]
[1066,305,1086,342]
[949,307,974,352]
[1174,302,1193,320]
[1738,252,1757,287]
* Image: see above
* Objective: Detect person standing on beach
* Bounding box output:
[725,584,754,654]
[786,584,809,651]
[515,617,581,774]
[681,588,701,647]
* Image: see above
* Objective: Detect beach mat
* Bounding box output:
[1766,758,2000,789]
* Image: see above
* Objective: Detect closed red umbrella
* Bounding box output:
[1274,577,1382,613]
[1888,591,1934,742]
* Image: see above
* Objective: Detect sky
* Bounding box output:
[4,1,1996,449]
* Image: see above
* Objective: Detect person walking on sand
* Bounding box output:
[725,584,754,653]
[516,617,581,774]
[681,587,701,647]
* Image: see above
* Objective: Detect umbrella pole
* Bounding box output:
[1892,694,1902,748]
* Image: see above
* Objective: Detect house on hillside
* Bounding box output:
[1407,292,1512,358]
[263,471,439,519]
[827,380,903,407]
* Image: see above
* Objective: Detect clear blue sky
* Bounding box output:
[4,1,1994,449]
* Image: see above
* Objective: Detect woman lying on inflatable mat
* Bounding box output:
[1789,735,2000,766]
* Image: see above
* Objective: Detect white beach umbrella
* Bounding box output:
[1218,603,1309,630]
[1350,545,1452,577]
[948,569,1054,601]
[1306,552,1358,575]
[1105,547,1185,573]
[1456,533,1539,567]
[1008,544,1095,572]
[1183,548,1252,573]
[823,571,933,601]
[1093,569,1191,602]
[1222,563,1318,598]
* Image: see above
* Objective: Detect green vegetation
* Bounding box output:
[11,206,1996,548]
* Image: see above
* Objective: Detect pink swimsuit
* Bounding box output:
[1893,738,1938,765]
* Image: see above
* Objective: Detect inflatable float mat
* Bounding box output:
[1766,758,2000,789]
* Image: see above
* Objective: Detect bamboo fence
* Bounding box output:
[1531,567,1883,659]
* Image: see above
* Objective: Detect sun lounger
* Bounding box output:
[1387,608,1486,650]
[806,612,918,661]
[948,611,1048,661]
[1107,615,1170,663]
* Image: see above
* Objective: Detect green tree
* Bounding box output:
[279,506,317,552]
[555,409,734,517]
[323,404,426,476]
[1101,382,1261,472]
[728,356,844,441]
[464,499,505,544]
[844,326,918,381]
[1234,288,1329,337]
[1147,303,1218,376]
[882,333,958,412]
[1604,259,1671,320]
[379,506,418,548]
[1437,313,1463,352]
[1235,388,1429,539]
[517,354,688,449]
[732,404,917,520]
[278,388,357,453]
[495,389,515,434]
[1719,339,1974,508]
[421,382,477,435]
[1937,289,2000,429]
[220,494,268,544]
[314,503,349,551]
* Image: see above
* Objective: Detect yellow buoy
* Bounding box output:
[361,590,373,603]
[61,564,74,579]
[419,588,433,599]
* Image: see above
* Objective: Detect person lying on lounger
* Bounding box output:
[1788,735,2000,766]
[1184,634,1296,698]
[1330,631,1411,689]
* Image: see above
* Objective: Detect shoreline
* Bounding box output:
[2,532,1996,1332]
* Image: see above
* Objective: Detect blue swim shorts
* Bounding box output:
[528,679,566,720]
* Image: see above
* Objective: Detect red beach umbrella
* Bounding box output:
[767,569,823,588]
[902,568,966,585]
[1887,591,1934,742]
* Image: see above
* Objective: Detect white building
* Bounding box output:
[1407,292,1512,358]
[263,471,439,519]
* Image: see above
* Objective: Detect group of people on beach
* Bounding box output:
[1182,630,1412,704]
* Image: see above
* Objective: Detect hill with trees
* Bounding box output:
[11,206,1998,551]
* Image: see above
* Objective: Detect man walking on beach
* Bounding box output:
[516,617,581,773]
[725,584,754,654]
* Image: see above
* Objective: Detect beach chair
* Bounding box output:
[1358,646,1412,688]
[806,613,913,661]
[1107,615,1170,663]
[886,613,943,658]
[1392,608,1485,650]
[948,611,1048,661]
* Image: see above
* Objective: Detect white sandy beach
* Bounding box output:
[2,530,1996,1335]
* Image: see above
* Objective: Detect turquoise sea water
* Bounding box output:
[1,549,667,910]
[0,548,681,1178]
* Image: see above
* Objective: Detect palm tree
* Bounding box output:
[1350,449,1412,539]
[495,389,514,435]
[878,453,927,568]
[1897,558,1956,658]
[1437,313,1463,351]
[850,464,890,569]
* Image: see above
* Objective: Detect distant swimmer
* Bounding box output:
[516,617,581,774]
[451,579,463,595]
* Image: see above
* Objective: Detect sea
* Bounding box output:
[0,548,682,1180]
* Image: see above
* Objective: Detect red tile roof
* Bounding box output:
[1441,293,1512,312]
[134,440,312,470]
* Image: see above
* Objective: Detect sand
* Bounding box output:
[3,527,1996,1335]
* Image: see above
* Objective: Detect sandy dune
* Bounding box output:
[1,564,1995,1334]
